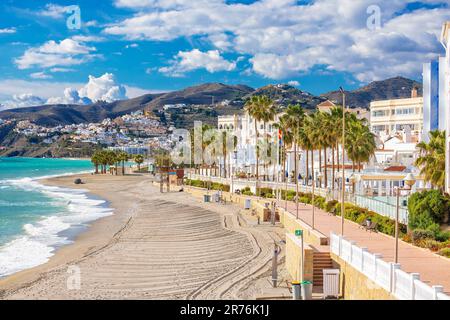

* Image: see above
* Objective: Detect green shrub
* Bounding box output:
[417,239,446,252]
[313,196,326,209]
[299,196,311,204]
[408,190,449,233]
[436,231,450,242]
[243,190,254,196]
[411,229,435,242]
[325,200,338,213]
[258,187,274,198]
[438,248,450,258]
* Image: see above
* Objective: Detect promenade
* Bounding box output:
[282,200,450,294]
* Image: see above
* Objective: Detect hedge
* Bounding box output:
[185,179,230,192]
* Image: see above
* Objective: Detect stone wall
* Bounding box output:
[286,233,314,282]
[331,253,395,300]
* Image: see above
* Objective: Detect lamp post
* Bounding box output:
[314,171,323,230]
[349,173,357,199]
[394,173,416,264]
[339,86,346,235]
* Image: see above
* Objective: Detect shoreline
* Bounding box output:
[0,172,286,300]
[0,173,143,295]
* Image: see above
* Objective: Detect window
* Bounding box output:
[372,125,385,132]
[394,108,415,115]
[372,110,386,117]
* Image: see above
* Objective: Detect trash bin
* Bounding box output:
[292,281,301,300]
[301,281,313,300]
[244,199,251,209]
[204,195,211,203]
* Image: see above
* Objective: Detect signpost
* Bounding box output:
[295,230,304,282]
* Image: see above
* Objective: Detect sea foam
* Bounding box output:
[0,176,114,278]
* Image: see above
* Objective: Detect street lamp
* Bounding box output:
[394,173,416,264]
[313,171,323,230]
[349,173,357,195]
[339,86,346,235]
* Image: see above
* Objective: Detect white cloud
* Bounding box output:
[1,94,45,110]
[71,35,107,42]
[0,74,157,110]
[30,72,52,80]
[0,28,16,34]
[85,20,99,27]
[159,49,236,77]
[104,0,450,82]
[46,88,92,105]
[37,4,68,19]
[50,67,75,73]
[15,39,97,70]
[78,73,127,103]
[288,80,299,87]
[125,43,139,48]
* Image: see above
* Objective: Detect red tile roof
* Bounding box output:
[384,166,406,172]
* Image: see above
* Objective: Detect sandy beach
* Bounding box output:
[0,173,288,300]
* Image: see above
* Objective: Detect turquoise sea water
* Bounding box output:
[0,158,113,277]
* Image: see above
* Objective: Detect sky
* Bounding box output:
[0,0,449,109]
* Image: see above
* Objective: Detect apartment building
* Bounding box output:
[369,89,423,142]
[317,100,370,121]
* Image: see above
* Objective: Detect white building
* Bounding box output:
[218,113,278,172]
[440,22,450,193]
[369,89,423,143]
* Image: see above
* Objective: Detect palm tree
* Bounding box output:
[118,151,129,175]
[284,104,305,183]
[345,118,375,173]
[91,151,101,174]
[297,124,312,184]
[245,95,275,194]
[260,98,277,180]
[99,150,108,174]
[274,114,294,183]
[134,154,144,171]
[304,115,317,186]
[415,130,446,190]
[329,107,342,189]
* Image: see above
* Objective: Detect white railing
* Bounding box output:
[393,269,413,300]
[375,259,392,291]
[330,233,340,255]
[330,232,449,300]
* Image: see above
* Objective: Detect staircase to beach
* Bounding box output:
[313,252,333,288]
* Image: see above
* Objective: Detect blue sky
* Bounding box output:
[0,0,449,109]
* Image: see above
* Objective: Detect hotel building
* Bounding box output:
[369,89,423,143]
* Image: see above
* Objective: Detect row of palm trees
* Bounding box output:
[91,150,145,175]
[245,95,377,190]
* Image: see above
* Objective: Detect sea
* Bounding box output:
[0,158,114,278]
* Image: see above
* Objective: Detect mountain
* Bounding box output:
[245,84,326,110]
[321,76,423,108]
[143,83,254,110]
[0,77,424,128]
[0,83,253,127]
[0,93,162,127]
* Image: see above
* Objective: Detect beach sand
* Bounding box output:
[0,174,288,300]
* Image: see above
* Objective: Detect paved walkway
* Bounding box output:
[280,200,450,294]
